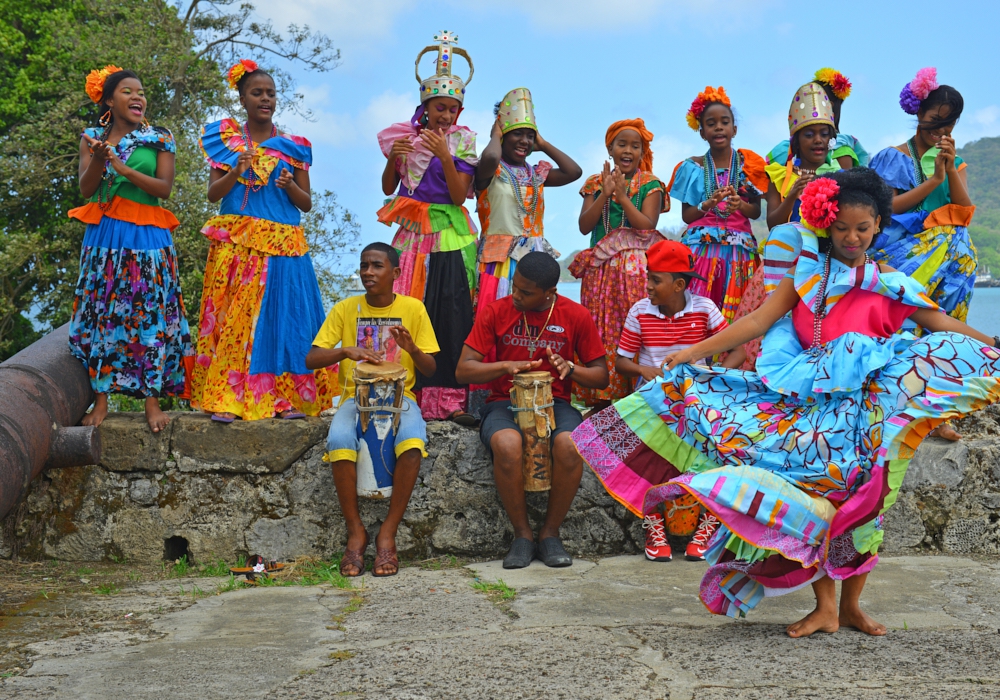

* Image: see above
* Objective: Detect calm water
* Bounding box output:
[559,281,1000,337]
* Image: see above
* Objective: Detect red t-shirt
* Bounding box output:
[465,295,606,402]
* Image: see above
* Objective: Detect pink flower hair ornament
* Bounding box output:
[899,67,938,115]
[227,59,259,90]
[799,177,840,233]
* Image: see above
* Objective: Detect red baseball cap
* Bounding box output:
[646,240,706,280]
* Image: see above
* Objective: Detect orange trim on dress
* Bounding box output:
[68,199,180,232]
[923,203,975,229]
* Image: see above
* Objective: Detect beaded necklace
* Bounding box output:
[602,170,643,235]
[523,294,557,356]
[703,148,741,219]
[500,159,541,227]
[95,122,117,211]
[240,122,277,210]
[809,251,872,355]
[906,137,926,186]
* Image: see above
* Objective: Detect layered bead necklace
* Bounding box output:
[240,122,277,210]
[95,122,117,212]
[703,148,742,219]
[809,251,872,355]
[602,170,643,234]
[500,159,542,226]
[906,137,927,186]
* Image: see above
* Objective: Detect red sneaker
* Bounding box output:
[643,513,672,562]
[686,511,720,561]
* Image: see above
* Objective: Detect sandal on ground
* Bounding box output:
[373,546,399,577]
[537,537,572,568]
[278,410,306,420]
[502,537,536,569]
[211,412,237,423]
[449,410,479,428]
[339,532,369,577]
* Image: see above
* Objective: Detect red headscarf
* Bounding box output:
[605,118,654,173]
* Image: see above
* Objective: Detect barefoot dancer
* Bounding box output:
[572,168,1000,637]
[69,66,193,433]
[307,243,439,577]
[191,61,335,423]
[376,31,479,426]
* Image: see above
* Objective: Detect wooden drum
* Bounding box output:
[353,361,407,499]
[509,371,556,492]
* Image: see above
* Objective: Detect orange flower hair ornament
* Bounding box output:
[686,86,731,131]
[814,68,852,101]
[85,64,125,103]
[227,59,259,90]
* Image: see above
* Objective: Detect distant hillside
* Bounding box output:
[958,136,1000,274]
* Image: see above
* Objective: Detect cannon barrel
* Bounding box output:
[0,324,101,520]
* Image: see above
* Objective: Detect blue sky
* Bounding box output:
[253,0,1000,262]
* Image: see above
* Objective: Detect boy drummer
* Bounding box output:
[305,243,439,578]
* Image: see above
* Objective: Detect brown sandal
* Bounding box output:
[372,546,398,577]
[339,532,369,577]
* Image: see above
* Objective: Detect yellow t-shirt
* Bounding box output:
[312,294,440,402]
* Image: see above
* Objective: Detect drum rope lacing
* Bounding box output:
[508,380,554,436]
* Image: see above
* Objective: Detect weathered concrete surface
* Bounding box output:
[4,407,1000,563]
[3,554,999,699]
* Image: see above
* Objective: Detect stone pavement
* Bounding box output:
[3,554,1000,699]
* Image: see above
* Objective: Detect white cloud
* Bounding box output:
[251,0,410,56]
[278,86,413,147]
[959,105,1000,145]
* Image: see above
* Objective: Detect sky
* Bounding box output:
[248,0,1000,264]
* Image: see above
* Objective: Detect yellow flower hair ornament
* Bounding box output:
[686,86,731,131]
[227,59,259,90]
[85,64,125,104]
[814,68,852,101]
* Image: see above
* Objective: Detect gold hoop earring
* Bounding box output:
[142,116,151,129]
[99,110,111,127]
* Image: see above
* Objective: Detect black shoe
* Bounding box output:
[537,537,572,567]
[502,537,536,569]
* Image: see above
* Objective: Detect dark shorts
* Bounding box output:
[479,398,583,461]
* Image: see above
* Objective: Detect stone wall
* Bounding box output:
[3,407,1000,563]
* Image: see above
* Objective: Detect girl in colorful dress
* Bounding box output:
[376,31,479,425]
[475,87,581,311]
[667,87,767,323]
[573,118,668,408]
[69,66,192,433]
[572,167,1000,637]
[192,60,336,422]
[870,68,974,322]
[725,76,860,371]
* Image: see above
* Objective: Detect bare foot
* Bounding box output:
[786,606,840,638]
[839,605,887,636]
[81,394,109,428]
[929,423,962,442]
[144,398,170,433]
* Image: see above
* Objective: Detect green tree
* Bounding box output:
[0,0,353,360]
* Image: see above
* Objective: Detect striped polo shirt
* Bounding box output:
[617,293,727,378]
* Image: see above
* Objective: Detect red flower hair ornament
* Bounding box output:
[799,177,840,233]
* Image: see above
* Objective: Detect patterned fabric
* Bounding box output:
[580,171,668,247]
[570,228,668,405]
[192,120,336,419]
[870,147,976,319]
[571,225,1000,618]
[728,265,767,370]
[68,125,192,398]
[377,125,479,420]
[684,240,757,322]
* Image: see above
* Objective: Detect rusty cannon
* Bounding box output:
[0,324,101,521]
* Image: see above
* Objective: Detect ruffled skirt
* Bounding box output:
[380,196,477,419]
[191,236,337,420]
[69,215,193,397]
[571,326,1000,617]
[682,226,758,323]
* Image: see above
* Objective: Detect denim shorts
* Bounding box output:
[323,397,427,463]
[478,398,583,461]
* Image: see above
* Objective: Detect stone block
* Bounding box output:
[97,413,172,472]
